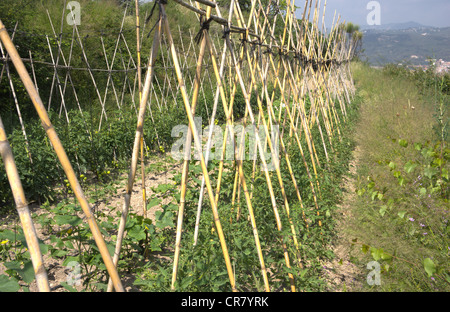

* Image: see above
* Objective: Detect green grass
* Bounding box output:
[343,62,449,291]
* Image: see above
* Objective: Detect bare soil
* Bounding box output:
[322,146,364,291]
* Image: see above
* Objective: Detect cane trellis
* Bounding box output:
[0,0,361,292]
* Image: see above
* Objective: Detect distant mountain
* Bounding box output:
[359,23,450,66]
[360,21,432,31]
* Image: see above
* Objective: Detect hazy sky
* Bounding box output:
[293,0,450,28]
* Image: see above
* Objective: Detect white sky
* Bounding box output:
[293,0,450,28]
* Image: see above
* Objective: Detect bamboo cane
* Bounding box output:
[258,0,324,231]
[0,44,33,165]
[192,7,231,247]
[46,15,88,129]
[46,35,70,123]
[29,50,39,96]
[106,18,162,293]
[135,0,148,217]
[171,5,210,290]
[66,8,108,131]
[0,116,50,292]
[100,36,122,110]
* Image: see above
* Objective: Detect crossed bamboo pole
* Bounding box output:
[171,4,211,290]
[135,0,148,218]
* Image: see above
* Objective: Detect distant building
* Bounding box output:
[435,59,450,74]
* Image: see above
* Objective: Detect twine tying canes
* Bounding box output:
[194,16,213,44]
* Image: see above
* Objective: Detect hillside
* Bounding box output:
[360,25,450,66]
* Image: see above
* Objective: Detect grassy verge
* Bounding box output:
[344,62,449,291]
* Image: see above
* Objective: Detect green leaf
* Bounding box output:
[61,282,78,292]
[154,183,173,193]
[398,211,406,219]
[150,240,162,252]
[147,198,161,209]
[371,191,378,201]
[62,256,80,267]
[128,225,146,241]
[379,205,387,217]
[388,162,396,170]
[53,249,69,257]
[39,241,50,255]
[423,258,436,277]
[442,168,449,180]
[0,229,26,246]
[3,260,35,284]
[179,275,194,289]
[361,244,370,254]
[433,157,443,167]
[4,261,21,272]
[54,215,82,227]
[404,161,417,173]
[424,166,438,179]
[399,139,408,148]
[381,251,392,261]
[370,247,383,261]
[155,211,174,229]
[419,187,427,196]
[0,275,20,292]
[125,217,137,229]
[20,261,35,284]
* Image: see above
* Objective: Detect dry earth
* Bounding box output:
[322,146,364,291]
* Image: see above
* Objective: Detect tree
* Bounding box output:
[344,22,363,59]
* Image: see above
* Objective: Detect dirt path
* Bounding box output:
[323,146,364,291]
